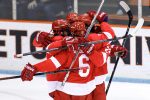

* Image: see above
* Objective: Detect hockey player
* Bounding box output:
[22,11,128,100]
[33,19,69,48]
[78,13,92,27]
[66,12,79,24]
[21,20,113,100]
[32,19,72,98]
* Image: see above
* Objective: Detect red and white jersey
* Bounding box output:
[33,35,64,93]
[87,22,115,85]
[34,22,115,94]
[89,22,115,85]
[33,39,108,95]
[88,22,115,49]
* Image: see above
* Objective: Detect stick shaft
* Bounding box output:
[15,34,132,58]
[84,0,105,38]
[80,34,132,46]
[0,67,81,81]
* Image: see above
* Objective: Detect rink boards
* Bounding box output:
[0,20,150,82]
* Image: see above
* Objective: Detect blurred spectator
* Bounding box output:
[0,0,12,19]
[17,0,29,19]
[27,0,73,20]
[66,0,74,12]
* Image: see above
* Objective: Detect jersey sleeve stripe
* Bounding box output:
[103,32,112,39]
[46,43,51,50]
[102,52,107,64]
[50,56,61,68]
[36,31,41,42]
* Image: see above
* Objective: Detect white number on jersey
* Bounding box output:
[79,54,90,77]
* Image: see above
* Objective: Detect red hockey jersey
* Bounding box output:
[34,22,115,95]
[34,39,107,95]
[90,22,115,85]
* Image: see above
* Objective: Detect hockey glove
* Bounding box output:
[33,31,53,47]
[87,10,108,23]
[63,37,88,52]
[63,36,79,52]
[81,44,94,55]
[110,45,128,58]
[96,12,108,23]
[21,63,37,81]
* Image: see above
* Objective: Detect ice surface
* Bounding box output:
[0,74,150,100]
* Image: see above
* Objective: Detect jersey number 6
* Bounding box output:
[78,54,90,77]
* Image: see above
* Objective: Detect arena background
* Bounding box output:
[0,0,150,83]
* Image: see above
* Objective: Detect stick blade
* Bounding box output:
[130,18,144,36]
[120,1,130,12]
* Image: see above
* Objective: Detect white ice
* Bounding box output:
[0,74,150,100]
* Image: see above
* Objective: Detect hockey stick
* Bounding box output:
[79,34,132,46]
[0,67,88,81]
[106,1,133,94]
[106,1,144,95]
[61,0,105,86]
[14,46,67,58]
[5,20,143,82]
[7,22,144,82]
[6,35,131,81]
[15,34,132,58]
[106,18,144,94]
